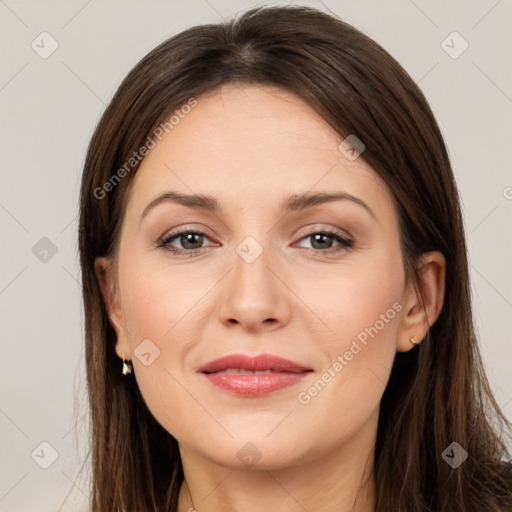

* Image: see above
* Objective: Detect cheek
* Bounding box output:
[119,252,211,346]
[325,251,404,367]
[293,250,404,434]
[116,255,218,433]
[302,244,404,345]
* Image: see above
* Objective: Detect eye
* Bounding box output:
[295,229,354,254]
[158,228,216,255]
[157,227,354,257]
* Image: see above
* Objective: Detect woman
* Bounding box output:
[78,5,512,511]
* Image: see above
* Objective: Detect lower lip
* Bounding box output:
[201,372,310,397]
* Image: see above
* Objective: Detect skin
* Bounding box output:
[95,84,446,512]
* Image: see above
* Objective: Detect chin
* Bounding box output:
[180,429,317,472]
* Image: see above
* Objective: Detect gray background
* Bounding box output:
[1,0,511,510]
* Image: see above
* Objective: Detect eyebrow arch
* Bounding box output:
[285,192,375,219]
[140,190,376,222]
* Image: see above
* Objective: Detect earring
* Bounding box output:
[121,358,133,375]
[409,336,420,345]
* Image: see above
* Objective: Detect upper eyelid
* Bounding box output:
[160,223,351,237]
[299,224,352,239]
[160,225,217,242]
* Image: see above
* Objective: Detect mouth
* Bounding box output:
[197,353,313,397]
[205,368,293,375]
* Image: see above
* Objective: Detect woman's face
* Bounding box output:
[97,84,417,470]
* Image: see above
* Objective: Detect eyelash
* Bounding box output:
[157,227,354,257]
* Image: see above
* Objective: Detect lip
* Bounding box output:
[198,353,312,373]
[197,353,313,397]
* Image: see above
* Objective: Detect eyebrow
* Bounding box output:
[140,190,376,222]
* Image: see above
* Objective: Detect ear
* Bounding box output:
[396,251,446,352]
[94,256,132,360]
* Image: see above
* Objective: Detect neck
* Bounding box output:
[177,409,378,512]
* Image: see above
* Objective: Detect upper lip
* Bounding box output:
[198,353,313,373]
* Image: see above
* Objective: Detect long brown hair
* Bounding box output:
[77,5,512,511]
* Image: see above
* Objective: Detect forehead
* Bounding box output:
[124,84,393,219]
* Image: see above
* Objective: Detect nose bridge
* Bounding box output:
[231,231,275,296]
[226,198,277,275]
[218,227,288,330]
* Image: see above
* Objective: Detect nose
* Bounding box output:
[217,239,291,333]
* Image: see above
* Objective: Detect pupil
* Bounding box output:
[182,233,202,249]
[312,233,331,249]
